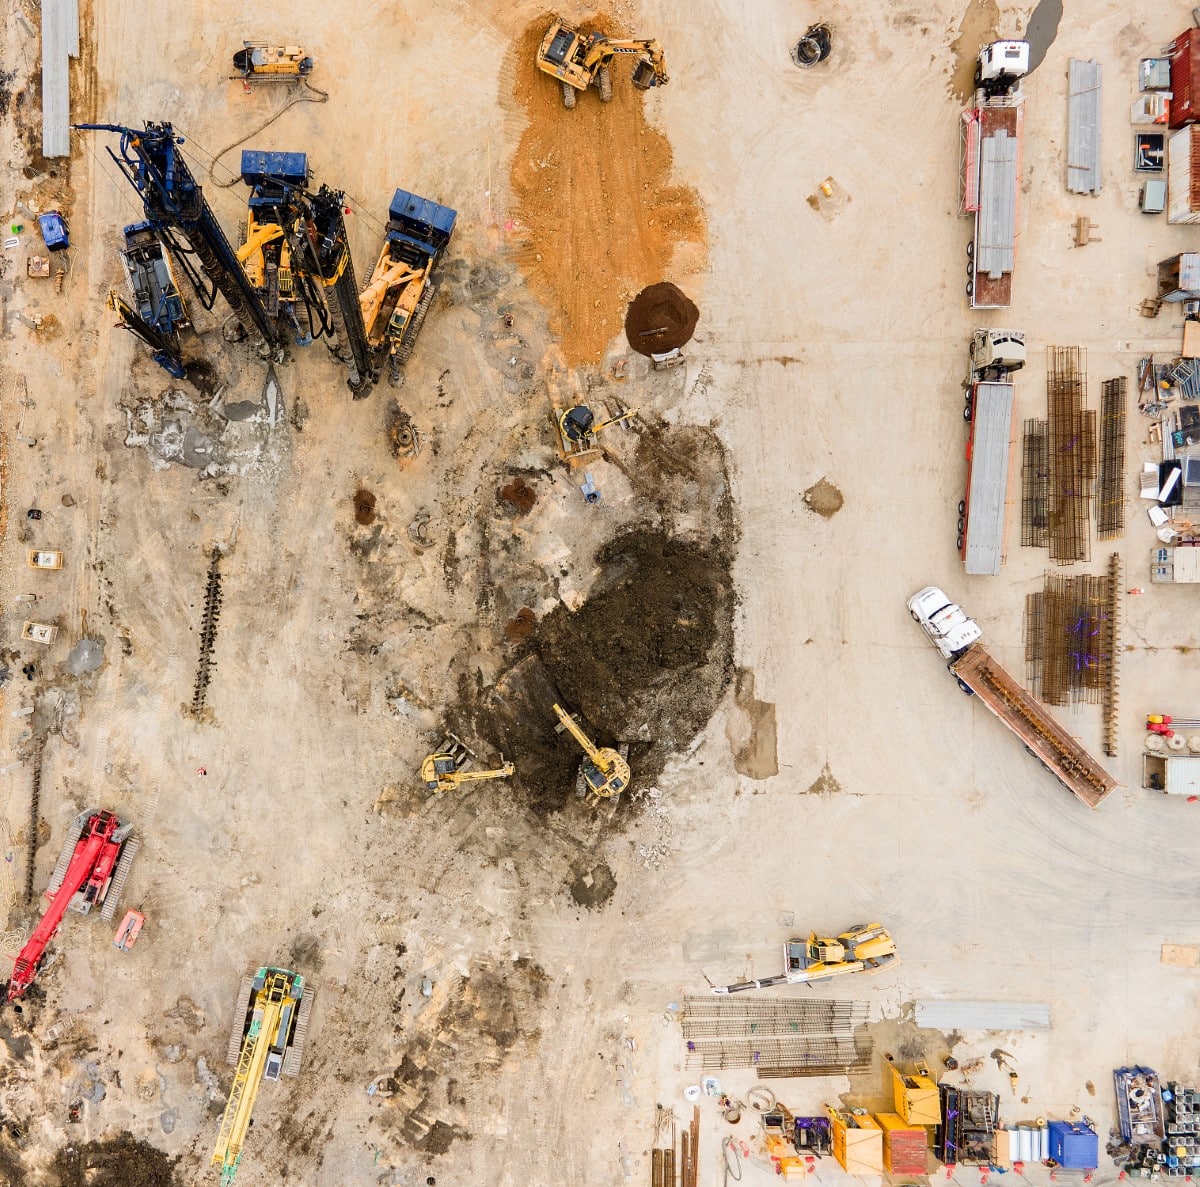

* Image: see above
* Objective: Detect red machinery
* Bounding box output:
[7,809,137,1002]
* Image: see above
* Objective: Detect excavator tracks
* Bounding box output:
[45,811,92,897]
[99,837,140,921]
[281,985,314,1077]
[394,283,436,366]
[226,975,257,1065]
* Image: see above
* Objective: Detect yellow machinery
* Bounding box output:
[359,249,432,375]
[421,752,515,793]
[231,43,314,84]
[212,967,312,1185]
[27,550,64,570]
[713,923,898,994]
[536,17,668,108]
[890,1061,941,1127]
[552,703,630,798]
[237,210,295,320]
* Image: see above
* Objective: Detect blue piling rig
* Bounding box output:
[74,122,281,358]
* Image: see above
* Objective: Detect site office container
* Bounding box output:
[1171,28,1200,129]
[1169,125,1200,224]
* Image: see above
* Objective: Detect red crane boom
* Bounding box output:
[8,810,130,1002]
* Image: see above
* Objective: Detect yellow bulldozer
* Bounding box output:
[712,923,898,994]
[535,17,668,109]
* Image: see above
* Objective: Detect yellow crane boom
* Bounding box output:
[212,968,304,1185]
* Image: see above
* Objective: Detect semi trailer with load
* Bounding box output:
[908,587,1118,809]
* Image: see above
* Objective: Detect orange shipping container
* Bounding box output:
[877,1112,929,1175]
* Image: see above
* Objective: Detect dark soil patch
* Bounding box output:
[184,357,218,397]
[50,1133,180,1187]
[624,281,699,356]
[498,476,537,514]
[803,477,843,518]
[567,860,617,909]
[418,1121,462,1154]
[353,488,377,526]
[472,528,734,812]
[0,70,16,120]
[504,607,536,643]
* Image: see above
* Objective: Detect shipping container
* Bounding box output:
[1169,126,1200,224]
[1171,28,1200,129]
[876,1113,928,1175]
[1048,1121,1098,1169]
[829,1110,883,1174]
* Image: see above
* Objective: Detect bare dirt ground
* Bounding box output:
[0,1,1199,1185]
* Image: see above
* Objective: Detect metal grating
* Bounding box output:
[1067,58,1103,195]
[1097,377,1127,538]
[1025,570,1115,706]
[1046,346,1096,564]
[1021,418,1050,547]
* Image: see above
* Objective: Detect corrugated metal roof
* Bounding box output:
[977,128,1018,278]
[965,382,1015,576]
[1067,59,1102,194]
[915,1000,1051,1031]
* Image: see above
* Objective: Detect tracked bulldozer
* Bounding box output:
[536,17,668,109]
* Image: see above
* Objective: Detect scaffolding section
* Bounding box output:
[1046,346,1097,564]
[1097,377,1127,539]
[1021,418,1050,547]
[1025,568,1116,706]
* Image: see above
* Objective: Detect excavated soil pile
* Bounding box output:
[51,1134,180,1187]
[509,15,705,365]
[625,282,699,356]
[475,529,734,812]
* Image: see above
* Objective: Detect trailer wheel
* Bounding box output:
[966,260,975,277]
[966,279,974,297]
[966,240,975,259]
[963,402,973,421]
[956,534,964,550]
[958,499,966,516]
[956,677,975,696]
[957,516,965,534]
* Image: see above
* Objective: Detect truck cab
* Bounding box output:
[978,40,1029,94]
[908,586,982,660]
[970,328,1026,378]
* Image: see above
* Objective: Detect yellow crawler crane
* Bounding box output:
[553,704,630,797]
[212,967,313,1185]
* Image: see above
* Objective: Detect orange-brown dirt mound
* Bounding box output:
[509,14,705,365]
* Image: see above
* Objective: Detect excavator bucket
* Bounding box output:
[631,57,658,90]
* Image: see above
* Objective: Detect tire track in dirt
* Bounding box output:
[508,13,705,365]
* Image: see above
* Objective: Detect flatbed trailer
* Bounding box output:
[950,645,1118,808]
[962,99,1023,309]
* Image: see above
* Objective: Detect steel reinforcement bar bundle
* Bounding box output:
[192,553,223,714]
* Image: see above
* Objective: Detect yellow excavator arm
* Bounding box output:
[235,222,285,266]
[421,753,515,793]
[585,38,668,87]
[552,704,631,797]
[553,704,603,764]
[359,257,423,335]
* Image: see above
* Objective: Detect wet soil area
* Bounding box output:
[353,488,377,526]
[50,1133,180,1187]
[949,0,999,102]
[567,860,617,908]
[624,282,699,356]
[803,477,843,519]
[498,475,537,515]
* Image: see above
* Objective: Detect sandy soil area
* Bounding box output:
[0,0,1197,1185]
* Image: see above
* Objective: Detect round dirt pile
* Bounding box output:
[509,14,706,365]
[624,282,698,356]
[353,488,377,525]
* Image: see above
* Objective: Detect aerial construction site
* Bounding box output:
[3,1,1200,1185]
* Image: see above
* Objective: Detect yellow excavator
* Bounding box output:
[212,967,312,1185]
[536,17,668,109]
[553,704,630,797]
[712,923,898,994]
[421,752,515,794]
